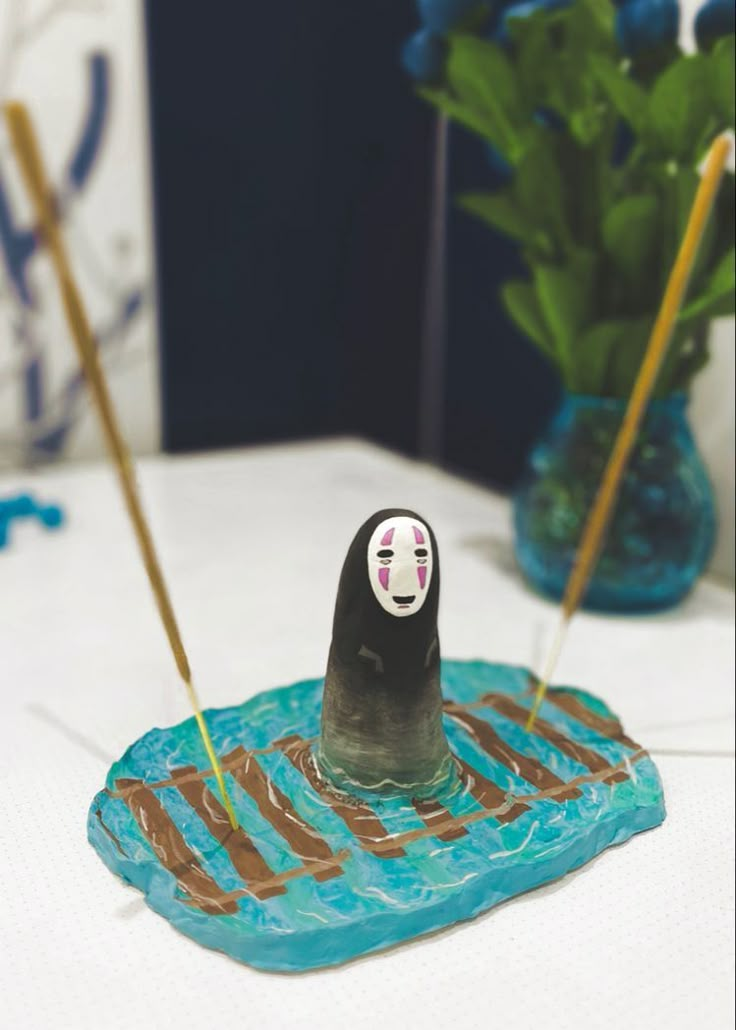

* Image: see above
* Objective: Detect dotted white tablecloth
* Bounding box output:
[1,439,733,1030]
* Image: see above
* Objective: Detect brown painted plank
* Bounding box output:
[546,690,640,750]
[271,733,303,751]
[116,778,238,915]
[412,797,468,842]
[445,705,582,801]
[107,735,319,800]
[367,749,648,855]
[454,756,529,825]
[481,695,628,785]
[228,747,342,881]
[95,808,127,857]
[283,739,406,859]
[182,849,352,908]
[171,767,287,900]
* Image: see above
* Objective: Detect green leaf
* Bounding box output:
[569,105,606,146]
[513,9,552,108]
[604,317,654,396]
[573,320,638,394]
[501,280,557,363]
[601,195,660,285]
[655,322,709,397]
[673,166,700,241]
[445,34,528,160]
[510,2,615,147]
[647,55,715,160]
[513,132,570,251]
[711,35,735,128]
[662,324,712,395]
[708,171,736,290]
[658,166,718,294]
[588,55,648,135]
[579,0,615,36]
[457,191,532,243]
[533,253,597,378]
[418,86,500,145]
[679,247,736,323]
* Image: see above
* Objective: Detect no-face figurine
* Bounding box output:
[318,509,451,794]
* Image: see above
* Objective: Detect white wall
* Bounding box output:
[679,0,735,583]
[690,322,735,583]
[0,0,159,468]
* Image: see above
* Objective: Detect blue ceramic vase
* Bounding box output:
[513,393,716,612]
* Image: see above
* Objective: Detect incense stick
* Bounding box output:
[4,101,239,829]
[526,133,732,731]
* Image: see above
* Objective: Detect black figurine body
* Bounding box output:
[318,509,451,794]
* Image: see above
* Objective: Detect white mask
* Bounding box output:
[367,516,434,617]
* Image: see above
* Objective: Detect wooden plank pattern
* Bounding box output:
[481,695,629,784]
[445,704,582,801]
[117,778,238,915]
[547,690,640,750]
[95,807,127,857]
[283,738,406,859]
[413,797,468,842]
[228,746,342,881]
[454,757,530,825]
[171,767,286,899]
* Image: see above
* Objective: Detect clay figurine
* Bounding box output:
[318,509,451,794]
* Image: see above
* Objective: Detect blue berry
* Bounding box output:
[615,0,679,56]
[417,0,488,34]
[38,504,64,529]
[4,492,36,517]
[695,0,736,50]
[401,29,448,82]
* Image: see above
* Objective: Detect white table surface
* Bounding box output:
[1,438,733,1030]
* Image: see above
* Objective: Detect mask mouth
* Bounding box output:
[392,595,416,607]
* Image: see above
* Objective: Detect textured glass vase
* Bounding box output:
[513,393,716,613]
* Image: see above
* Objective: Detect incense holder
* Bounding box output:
[88,659,665,972]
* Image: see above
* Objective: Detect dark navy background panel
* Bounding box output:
[144,0,559,488]
[443,128,560,486]
[145,1,432,453]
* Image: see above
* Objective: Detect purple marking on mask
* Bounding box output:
[380,527,395,546]
[418,565,427,590]
[378,568,390,591]
[413,526,425,544]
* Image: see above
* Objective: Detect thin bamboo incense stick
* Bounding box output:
[4,101,239,829]
[526,133,732,731]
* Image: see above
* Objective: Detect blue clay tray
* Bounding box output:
[88,660,665,972]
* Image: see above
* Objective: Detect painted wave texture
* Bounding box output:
[89,659,665,972]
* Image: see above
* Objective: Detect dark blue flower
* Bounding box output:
[493,0,571,45]
[416,0,490,34]
[615,0,680,56]
[694,0,736,50]
[401,29,448,82]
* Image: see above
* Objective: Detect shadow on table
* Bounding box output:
[115,896,147,920]
[26,702,115,765]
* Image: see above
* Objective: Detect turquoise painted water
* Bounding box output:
[88,660,665,972]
